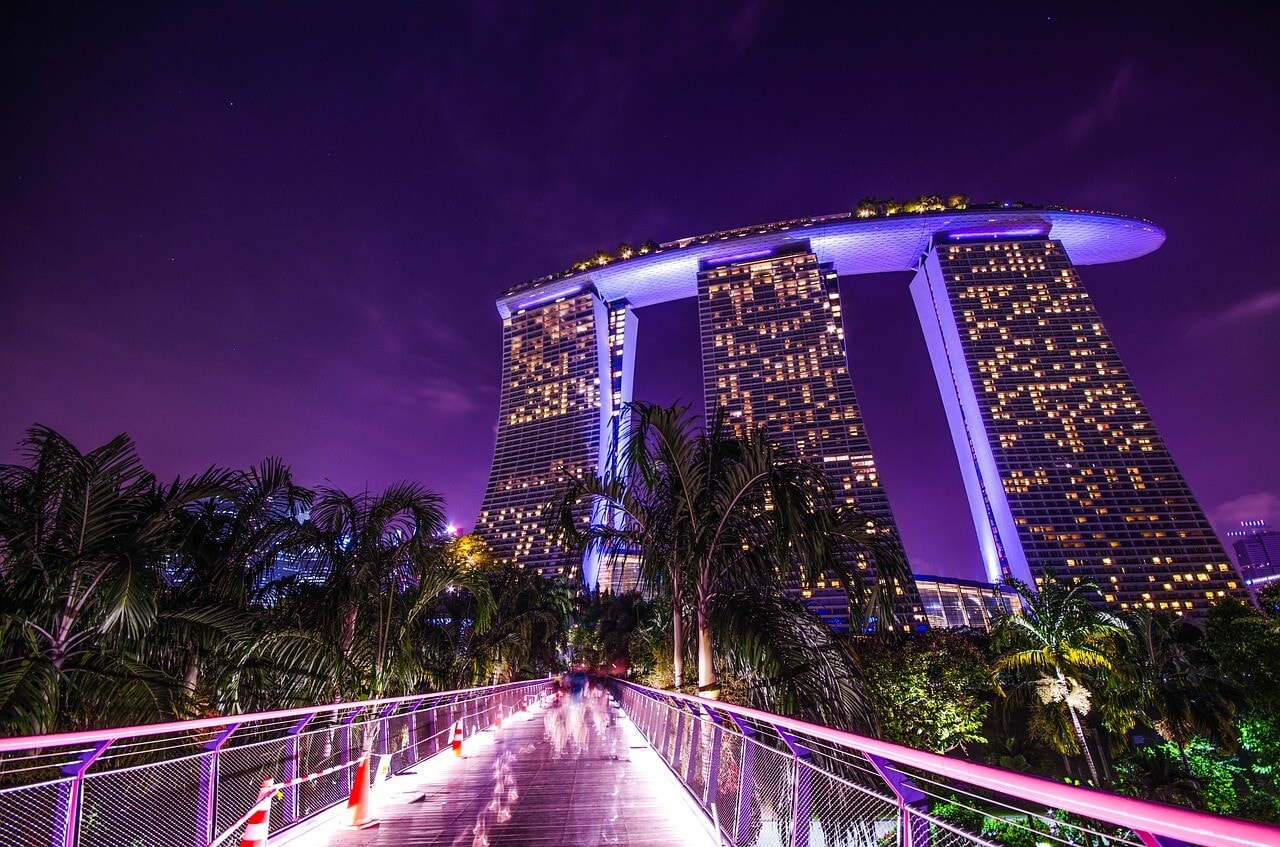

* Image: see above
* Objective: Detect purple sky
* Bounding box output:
[3,3,1278,580]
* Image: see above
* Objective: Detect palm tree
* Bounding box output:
[1126,610,1240,774]
[991,574,1129,785]
[158,458,314,707]
[293,482,457,699]
[556,402,694,687]
[0,425,228,733]
[558,402,898,725]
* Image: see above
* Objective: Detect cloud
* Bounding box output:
[1063,64,1135,149]
[1191,288,1280,334]
[1209,492,1280,535]
[727,0,771,52]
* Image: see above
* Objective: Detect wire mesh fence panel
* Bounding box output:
[296,728,347,819]
[712,729,745,839]
[0,778,61,847]
[685,717,715,803]
[922,816,1002,847]
[79,755,202,847]
[805,764,899,847]
[744,744,796,847]
[216,736,285,837]
[385,713,411,772]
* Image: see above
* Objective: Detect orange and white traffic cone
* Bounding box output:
[451,721,464,757]
[494,709,503,731]
[238,778,274,847]
[345,755,380,830]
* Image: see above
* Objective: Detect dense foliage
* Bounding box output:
[4,422,1277,827]
[0,426,570,734]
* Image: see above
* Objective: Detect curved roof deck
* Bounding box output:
[497,208,1164,318]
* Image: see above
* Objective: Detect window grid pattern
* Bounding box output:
[474,291,604,579]
[936,239,1242,613]
[697,247,920,630]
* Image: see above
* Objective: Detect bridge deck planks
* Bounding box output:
[309,694,716,847]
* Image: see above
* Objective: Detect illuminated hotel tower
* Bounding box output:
[475,204,1244,617]
[474,288,636,581]
[698,242,917,627]
[912,234,1241,614]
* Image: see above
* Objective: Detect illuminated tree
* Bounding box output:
[991,575,1129,785]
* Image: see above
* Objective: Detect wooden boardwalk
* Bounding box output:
[287,692,718,847]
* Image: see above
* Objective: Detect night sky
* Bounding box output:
[3,2,1278,580]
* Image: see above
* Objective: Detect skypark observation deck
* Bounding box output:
[496,208,1165,316]
[1,679,1276,847]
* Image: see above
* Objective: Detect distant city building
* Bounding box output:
[697,242,920,630]
[1226,519,1280,589]
[474,206,1246,617]
[912,234,1242,614]
[914,575,1021,630]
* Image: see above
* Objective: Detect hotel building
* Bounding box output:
[912,235,1241,613]
[698,242,918,628]
[475,205,1245,616]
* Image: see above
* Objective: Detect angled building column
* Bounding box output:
[912,232,1242,614]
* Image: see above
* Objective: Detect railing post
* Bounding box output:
[50,739,111,847]
[671,699,686,767]
[778,727,813,847]
[702,706,723,811]
[728,713,756,846]
[685,702,701,784]
[866,754,930,847]
[282,714,314,825]
[377,703,397,757]
[340,709,362,796]
[1136,833,1197,847]
[196,723,239,847]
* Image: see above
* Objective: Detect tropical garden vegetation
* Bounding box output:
[3,415,1278,826]
[0,425,572,736]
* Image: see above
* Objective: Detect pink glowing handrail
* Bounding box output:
[0,677,548,755]
[619,681,1280,847]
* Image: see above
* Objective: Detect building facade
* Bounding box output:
[475,206,1244,617]
[912,235,1241,614]
[697,242,919,629]
[913,575,1021,630]
[1226,519,1280,591]
[474,289,636,581]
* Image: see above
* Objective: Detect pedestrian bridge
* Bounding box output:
[1,679,1276,847]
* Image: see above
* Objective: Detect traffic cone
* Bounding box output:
[345,755,380,829]
[520,697,528,713]
[238,779,274,847]
[451,721,464,757]
[494,708,503,730]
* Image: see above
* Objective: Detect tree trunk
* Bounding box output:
[1058,671,1100,785]
[671,602,684,689]
[697,617,716,695]
[184,646,200,693]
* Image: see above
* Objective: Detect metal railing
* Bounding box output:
[0,679,548,847]
[612,680,1280,847]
